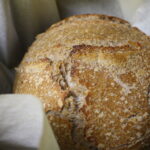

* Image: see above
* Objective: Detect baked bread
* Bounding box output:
[13,14,150,150]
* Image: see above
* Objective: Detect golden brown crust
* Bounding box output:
[13,14,150,150]
[50,14,130,29]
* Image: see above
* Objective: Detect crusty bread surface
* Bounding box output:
[14,14,150,150]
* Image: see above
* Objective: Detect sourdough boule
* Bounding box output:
[14,14,150,150]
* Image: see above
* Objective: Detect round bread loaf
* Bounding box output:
[13,14,150,150]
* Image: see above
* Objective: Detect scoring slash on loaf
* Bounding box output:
[13,14,150,150]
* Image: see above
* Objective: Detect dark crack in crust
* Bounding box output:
[48,61,99,150]
[148,85,150,107]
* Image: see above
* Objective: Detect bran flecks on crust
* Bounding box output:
[14,14,150,150]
